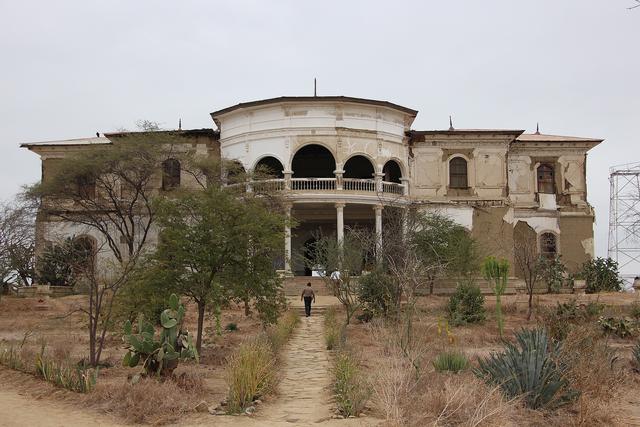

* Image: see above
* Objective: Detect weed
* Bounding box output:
[333,351,371,417]
[224,322,238,331]
[432,351,469,373]
[598,316,636,338]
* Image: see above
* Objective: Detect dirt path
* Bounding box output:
[0,387,122,427]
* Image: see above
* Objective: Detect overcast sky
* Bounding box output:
[1,0,638,260]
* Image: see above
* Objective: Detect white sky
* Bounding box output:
[1,0,639,259]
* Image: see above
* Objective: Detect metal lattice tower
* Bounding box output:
[608,162,640,283]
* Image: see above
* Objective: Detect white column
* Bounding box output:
[374,205,383,260]
[283,170,292,190]
[375,172,384,193]
[336,202,345,244]
[284,204,292,274]
[400,177,410,196]
[334,169,345,190]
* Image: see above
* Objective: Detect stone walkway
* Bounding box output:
[259,312,334,425]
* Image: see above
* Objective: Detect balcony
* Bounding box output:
[231,177,406,196]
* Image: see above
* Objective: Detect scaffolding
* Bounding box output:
[608,162,640,286]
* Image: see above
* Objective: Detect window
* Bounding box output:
[449,157,468,189]
[162,159,181,190]
[537,164,555,194]
[77,175,96,199]
[540,232,557,259]
[73,236,96,273]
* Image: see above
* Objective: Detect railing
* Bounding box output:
[343,178,376,192]
[225,178,405,195]
[291,178,336,191]
[382,181,405,195]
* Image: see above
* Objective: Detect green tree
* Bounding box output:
[152,186,287,352]
[581,257,623,293]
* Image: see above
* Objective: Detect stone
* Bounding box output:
[253,399,262,405]
[194,401,209,413]
[245,406,256,415]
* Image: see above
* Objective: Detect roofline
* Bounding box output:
[104,128,218,138]
[210,96,419,120]
[410,129,525,137]
[515,136,604,143]
[20,137,112,149]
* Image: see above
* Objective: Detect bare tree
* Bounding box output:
[28,133,197,366]
[513,222,544,321]
[0,195,36,295]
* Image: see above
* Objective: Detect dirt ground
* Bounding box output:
[2,292,640,426]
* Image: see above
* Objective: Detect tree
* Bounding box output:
[580,257,623,293]
[305,231,369,325]
[36,237,92,287]
[27,134,188,366]
[513,222,543,321]
[0,197,36,295]
[151,186,287,352]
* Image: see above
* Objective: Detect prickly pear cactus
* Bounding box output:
[122,294,198,377]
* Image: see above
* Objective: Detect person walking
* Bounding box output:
[301,282,316,317]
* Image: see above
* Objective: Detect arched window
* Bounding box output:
[382,160,402,183]
[292,145,336,178]
[540,232,558,259]
[73,236,96,274]
[77,174,96,199]
[254,157,284,178]
[449,157,468,189]
[343,155,374,179]
[162,158,181,190]
[537,164,555,194]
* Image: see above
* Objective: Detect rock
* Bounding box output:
[207,406,219,415]
[244,406,256,415]
[253,399,262,405]
[195,401,209,413]
[220,398,228,406]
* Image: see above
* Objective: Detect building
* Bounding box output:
[22,96,602,288]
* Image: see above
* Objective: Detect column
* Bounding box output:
[334,169,345,190]
[400,177,410,196]
[374,205,383,260]
[284,203,292,275]
[283,170,292,190]
[375,172,384,193]
[336,202,345,244]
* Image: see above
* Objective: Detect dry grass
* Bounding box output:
[89,374,206,425]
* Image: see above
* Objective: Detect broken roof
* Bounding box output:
[20,136,111,148]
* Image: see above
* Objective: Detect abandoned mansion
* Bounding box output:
[22,96,602,287]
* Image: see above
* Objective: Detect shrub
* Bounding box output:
[633,342,640,369]
[475,328,579,409]
[598,316,636,338]
[333,351,371,417]
[266,310,299,352]
[580,257,623,293]
[225,322,238,331]
[541,299,604,340]
[433,351,469,373]
[225,337,276,413]
[630,303,640,319]
[446,281,485,326]
[324,307,344,350]
[35,347,98,393]
[539,256,567,293]
[357,268,399,318]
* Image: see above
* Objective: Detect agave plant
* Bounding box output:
[122,294,198,378]
[474,328,579,409]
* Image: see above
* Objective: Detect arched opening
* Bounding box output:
[73,236,96,274]
[540,232,558,259]
[226,160,246,184]
[292,145,336,178]
[449,157,468,188]
[382,160,402,183]
[162,158,181,190]
[255,156,284,179]
[343,155,375,179]
[537,164,555,194]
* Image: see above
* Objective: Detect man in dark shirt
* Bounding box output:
[300,282,315,317]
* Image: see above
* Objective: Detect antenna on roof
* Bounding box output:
[535,122,540,135]
[448,115,454,131]
[314,78,317,97]
[178,118,182,131]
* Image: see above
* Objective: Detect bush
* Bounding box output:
[598,316,636,338]
[225,337,276,413]
[357,268,399,318]
[333,351,371,417]
[225,322,238,331]
[475,328,579,409]
[324,307,344,350]
[433,351,469,373]
[446,281,485,326]
[541,299,604,340]
[581,257,623,293]
[539,256,567,293]
[266,310,299,352]
[35,348,98,393]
